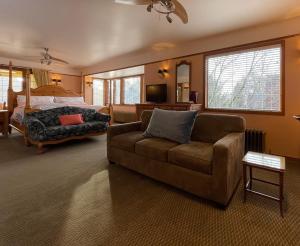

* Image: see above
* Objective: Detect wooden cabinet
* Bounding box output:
[135,103,202,120]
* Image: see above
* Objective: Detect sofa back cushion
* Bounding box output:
[141,110,153,131]
[141,111,245,144]
[143,108,197,144]
[27,106,97,127]
[191,113,245,143]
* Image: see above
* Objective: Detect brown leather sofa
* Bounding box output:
[107,111,246,206]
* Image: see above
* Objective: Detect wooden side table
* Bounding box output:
[243,151,286,217]
[0,110,9,137]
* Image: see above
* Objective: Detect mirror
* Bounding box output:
[176,60,191,103]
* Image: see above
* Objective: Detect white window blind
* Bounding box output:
[93,79,104,106]
[0,69,24,104]
[111,79,121,104]
[205,44,282,112]
[124,77,141,104]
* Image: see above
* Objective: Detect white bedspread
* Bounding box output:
[11,103,106,124]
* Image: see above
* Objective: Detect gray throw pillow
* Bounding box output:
[143,108,198,144]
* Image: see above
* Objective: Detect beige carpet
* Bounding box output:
[0,132,300,246]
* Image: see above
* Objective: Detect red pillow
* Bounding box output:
[59,114,84,126]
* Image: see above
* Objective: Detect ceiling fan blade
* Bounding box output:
[115,0,153,5]
[172,0,188,24]
[50,56,69,64]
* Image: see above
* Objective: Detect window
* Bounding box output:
[0,75,8,104]
[104,75,142,105]
[0,69,24,104]
[124,77,141,104]
[205,43,282,113]
[111,79,121,104]
[93,79,104,106]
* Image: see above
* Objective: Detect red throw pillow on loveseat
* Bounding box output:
[59,114,84,126]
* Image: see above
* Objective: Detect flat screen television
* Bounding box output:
[146,84,167,103]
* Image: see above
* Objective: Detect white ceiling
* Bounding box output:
[93,65,144,79]
[0,0,300,70]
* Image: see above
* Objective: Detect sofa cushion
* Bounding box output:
[110,131,145,153]
[144,108,197,144]
[135,138,178,162]
[191,113,246,143]
[140,110,153,131]
[168,141,214,175]
[44,121,107,141]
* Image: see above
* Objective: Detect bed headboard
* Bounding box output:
[8,85,81,113]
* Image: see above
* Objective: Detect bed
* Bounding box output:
[8,84,111,134]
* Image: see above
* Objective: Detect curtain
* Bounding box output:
[32,69,50,87]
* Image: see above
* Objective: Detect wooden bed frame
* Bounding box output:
[6,63,111,152]
[8,84,110,133]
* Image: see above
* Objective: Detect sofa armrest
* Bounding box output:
[94,112,111,123]
[212,132,245,205]
[107,121,142,143]
[23,116,47,141]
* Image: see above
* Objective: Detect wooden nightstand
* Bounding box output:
[0,110,9,137]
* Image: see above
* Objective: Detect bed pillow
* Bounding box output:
[54,96,85,104]
[17,95,54,106]
[143,108,198,144]
[59,114,84,126]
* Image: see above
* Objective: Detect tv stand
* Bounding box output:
[135,103,202,120]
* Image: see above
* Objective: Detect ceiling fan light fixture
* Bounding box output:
[147,3,153,12]
[166,14,172,23]
[115,0,188,24]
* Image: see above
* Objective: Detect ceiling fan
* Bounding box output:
[40,48,69,65]
[115,0,188,24]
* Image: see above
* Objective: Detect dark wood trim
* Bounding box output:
[54,73,82,77]
[84,34,298,76]
[175,60,192,103]
[92,73,144,80]
[27,131,107,154]
[0,64,80,77]
[281,40,286,116]
[0,64,29,72]
[204,108,285,116]
[203,40,285,116]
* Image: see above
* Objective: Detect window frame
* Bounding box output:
[98,74,143,106]
[0,65,27,104]
[203,40,285,115]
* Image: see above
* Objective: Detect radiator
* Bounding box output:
[245,129,265,153]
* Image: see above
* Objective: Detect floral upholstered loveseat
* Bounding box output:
[23,106,110,152]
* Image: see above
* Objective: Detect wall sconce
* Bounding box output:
[158,68,168,78]
[51,74,62,86]
[85,76,93,87]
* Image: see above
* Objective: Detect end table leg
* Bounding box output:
[249,166,253,189]
[279,172,284,218]
[243,164,247,202]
